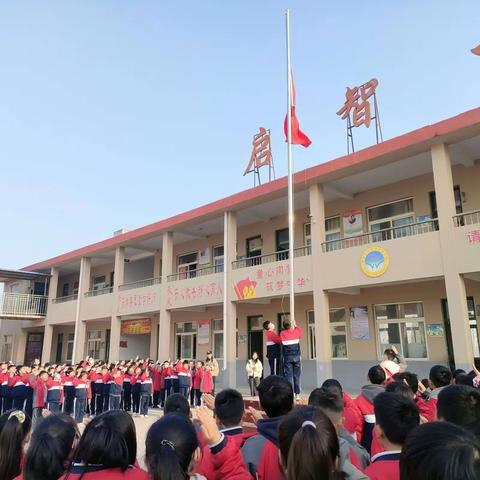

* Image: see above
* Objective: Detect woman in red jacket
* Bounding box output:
[60,410,148,480]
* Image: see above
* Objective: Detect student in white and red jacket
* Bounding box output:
[280,319,303,399]
[263,320,282,376]
[139,369,152,417]
[46,372,64,413]
[31,370,49,428]
[177,360,191,399]
[73,370,90,423]
[109,370,124,410]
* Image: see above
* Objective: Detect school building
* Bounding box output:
[1,108,480,391]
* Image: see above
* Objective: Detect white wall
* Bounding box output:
[119,334,150,359]
[124,257,154,284]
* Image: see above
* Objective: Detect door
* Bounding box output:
[248,316,264,362]
[105,329,111,361]
[55,333,63,363]
[24,333,44,365]
[176,334,197,360]
[246,236,262,267]
[276,229,289,260]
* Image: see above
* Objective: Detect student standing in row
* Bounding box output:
[280,319,303,400]
[263,321,282,376]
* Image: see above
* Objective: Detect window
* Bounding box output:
[178,252,199,279]
[246,236,262,266]
[304,223,311,254]
[375,302,427,359]
[213,319,223,359]
[175,322,197,360]
[276,229,289,260]
[325,217,341,251]
[73,281,79,295]
[308,309,348,359]
[66,333,74,362]
[368,198,415,241]
[62,283,69,297]
[93,275,106,291]
[213,246,224,273]
[1,335,13,362]
[87,330,102,360]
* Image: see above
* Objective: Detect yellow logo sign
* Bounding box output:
[361,246,389,277]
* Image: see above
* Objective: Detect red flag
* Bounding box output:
[284,76,311,147]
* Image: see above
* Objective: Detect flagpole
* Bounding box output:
[285,9,295,327]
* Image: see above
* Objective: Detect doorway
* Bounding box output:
[246,236,262,267]
[175,322,197,360]
[276,229,289,261]
[25,332,44,365]
[248,315,264,362]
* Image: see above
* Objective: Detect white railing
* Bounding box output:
[232,246,311,270]
[167,265,223,282]
[118,277,162,291]
[453,210,480,227]
[0,292,47,318]
[52,294,78,304]
[84,286,113,297]
[321,219,438,252]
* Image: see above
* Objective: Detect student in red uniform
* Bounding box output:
[0,363,7,414]
[178,360,191,399]
[193,361,203,406]
[16,413,78,480]
[122,367,133,413]
[201,364,213,396]
[364,392,420,480]
[2,365,15,413]
[0,410,32,480]
[131,368,141,415]
[355,365,386,454]
[139,369,152,417]
[145,408,251,480]
[46,372,64,413]
[152,363,162,408]
[400,422,480,480]
[73,371,90,423]
[10,366,30,413]
[280,319,303,398]
[242,375,294,480]
[62,368,76,415]
[427,364,452,419]
[31,370,48,428]
[109,370,124,411]
[278,406,366,480]
[196,388,254,480]
[263,320,282,376]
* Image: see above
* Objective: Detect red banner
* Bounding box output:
[121,318,152,335]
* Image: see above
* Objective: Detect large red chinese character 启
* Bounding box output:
[337,78,379,128]
[244,127,272,176]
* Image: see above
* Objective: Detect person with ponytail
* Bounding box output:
[0,410,32,480]
[15,413,79,480]
[61,410,148,479]
[380,345,407,380]
[278,406,368,480]
[145,408,251,480]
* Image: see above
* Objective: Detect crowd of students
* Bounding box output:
[0,347,479,479]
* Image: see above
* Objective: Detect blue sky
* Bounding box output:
[0,1,479,269]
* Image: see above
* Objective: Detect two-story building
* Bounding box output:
[1,107,480,391]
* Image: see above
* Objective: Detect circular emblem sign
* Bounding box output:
[361,247,389,277]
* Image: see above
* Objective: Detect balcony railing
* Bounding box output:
[0,292,47,318]
[453,210,480,227]
[321,219,438,252]
[118,277,162,291]
[84,286,113,297]
[52,294,78,304]
[167,265,223,282]
[232,246,311,270]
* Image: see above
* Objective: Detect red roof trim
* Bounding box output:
[23,107,480,271]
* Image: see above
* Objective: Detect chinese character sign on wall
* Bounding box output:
[244,127,275,186]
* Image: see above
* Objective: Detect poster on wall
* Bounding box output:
[426,324,444,337]
[121,318,152,335]
[198,320,210,345]
[199,248,210,265]
[343,210,363,238]
[349,306,370,340]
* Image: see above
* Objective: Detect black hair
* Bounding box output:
[429,365,452,388]
[321,379,343,395]
[368,365,386,385]
[437,385,480,437]
[456,372,475,387]
[0,410,32,480]
[385,381,415,399]
[164,394,191,417]
[453,368,466,381]
[278,406,340,480]
[392,371,419,394]
[374,392,419,446]
[308,388,344,424]
[400,422,480,480]
[67,410,136,476]
[38,370,48,377]
[214,389,244,427]
[282,319,292,329]
[257,375,294,418]
[24,413,78,480]
[146,414,198,480]
[384,348,399,361]
[262,320,271,330]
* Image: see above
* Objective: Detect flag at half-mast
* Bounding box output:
[283,74,312,147]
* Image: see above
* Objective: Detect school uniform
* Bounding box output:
[0,371,11,413]
[10,374,30,412]
[164,367,173,398]
[109,376,124,410]
[172,362,180,394]
[59,465,150,480]
[202,368,213,395]
[103,372,113,412]
[152,367,162,408]
[131,375,140,414]
[46,378,63,413]
[280,326,303,395]
[354,384,385,454]
[159,368,167,407]
[364,451,401,480]
[62,375,76,415]
[265,330,282,376]
[343,392,364,441]
[189,368,196,405]
[32,377,48,427]
[193,368,203,406]
[73,377,90,423]
[139,373,152,416]
[177,365,191,398]
[88,371,99,415]
[122,374,132,412]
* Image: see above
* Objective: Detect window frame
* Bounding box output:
[367,198,415,233]
[213,245,224,273]
[212,318,224,360]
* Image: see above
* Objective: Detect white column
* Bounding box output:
[223,211,238,388]
[41,266,59,362]
[72,257,91,363]
[309,183,333,385]
[159,232,174,360]
[109,246,125,362]
[154,249,162,279]
[432,143,474,371]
